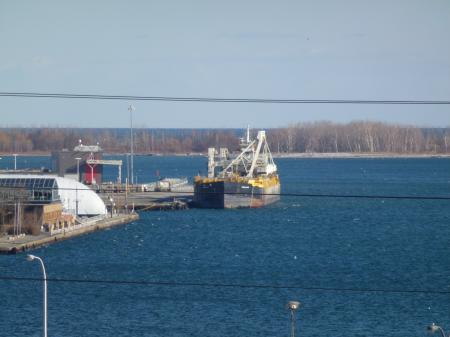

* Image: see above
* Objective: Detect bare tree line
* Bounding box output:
[0,121,449,154]
[269,121,450,153]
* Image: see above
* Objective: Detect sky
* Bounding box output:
[0,0,449,128]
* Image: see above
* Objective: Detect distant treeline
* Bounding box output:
[0,122,449,154]
[270,122,450,153]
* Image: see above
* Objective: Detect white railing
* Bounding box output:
[48,215,108,236]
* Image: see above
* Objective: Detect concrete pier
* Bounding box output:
[99,191,192,211]
[0,213,139,254]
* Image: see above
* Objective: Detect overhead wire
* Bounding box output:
[0,185,449,201]
[0,91,449,202]
[0,92,447,299]
[0,276,448,295]
[0,93,448,293]
[1,92,450,104]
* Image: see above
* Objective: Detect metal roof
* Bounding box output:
[0,174,107,216]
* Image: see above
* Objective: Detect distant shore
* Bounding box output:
[1,151,450,159]
[272,152,450,158]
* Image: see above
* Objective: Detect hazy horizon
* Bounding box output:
[0,119,449,130]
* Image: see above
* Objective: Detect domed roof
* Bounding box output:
[0,174,107,216]
[55,177,107,216]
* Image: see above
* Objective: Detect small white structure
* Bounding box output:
[54,177,107,216]
[0,174,107,216]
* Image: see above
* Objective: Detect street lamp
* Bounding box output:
[13,153,18,170]
[75,157,82,182]
[287,301,301,337]
[26,254,47,337]
[128,104,135,185]
[109,197,114,218]
[428,323,448,337]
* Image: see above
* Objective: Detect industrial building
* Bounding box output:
[52,141,123,186]
[52,141,104,185]
[0,174,107,236]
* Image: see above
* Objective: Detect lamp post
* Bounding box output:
[428,323,448,337]
[287,301,301,337]
[26,254,47,337]
[75,186,79,217]
[109,197,114,218]
[75,157,82,217]
[13,153,18,170]
[75,157,82,182]
[128,104,135,185]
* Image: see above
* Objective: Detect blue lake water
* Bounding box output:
[0,156,449,337]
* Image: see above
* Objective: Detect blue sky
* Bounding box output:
[0,0,449,128]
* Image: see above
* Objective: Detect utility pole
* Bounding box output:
[18,201,21,236]
[125,177,128,214]
[13,200,22,237]
[126,154,130,185]
[128,104,135,185]
[75,186,79,217]
[13,202,17,236]
[75,157,82,182]
[109,196,114,218]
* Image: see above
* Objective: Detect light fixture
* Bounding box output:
[428,323,447,337]
[26,254,36,261]
[286,300,301,337]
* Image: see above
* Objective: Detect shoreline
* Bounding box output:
[272,152,450,159]
[1,152,450,159]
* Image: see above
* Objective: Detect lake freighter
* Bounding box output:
[193,128,280,208]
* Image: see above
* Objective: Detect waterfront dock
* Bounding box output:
[0,213,139,254]
[98,191,193,211]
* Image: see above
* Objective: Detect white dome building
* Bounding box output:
[54,177,107,216]
[0,174,107,216]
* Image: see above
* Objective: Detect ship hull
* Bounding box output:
[193,180,280,209]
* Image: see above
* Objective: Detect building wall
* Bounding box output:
[0,202,70,236]
[51,150,103,185]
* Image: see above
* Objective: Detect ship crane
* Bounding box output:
[86,159,123,184]
[218,138,255,178]
[219,130,276,179]
[195,128,280,208]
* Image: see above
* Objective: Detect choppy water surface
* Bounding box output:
[1,156,449,337]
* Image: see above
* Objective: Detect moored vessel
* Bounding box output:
[193,128,280,208]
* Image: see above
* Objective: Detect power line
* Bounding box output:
[1,92,450,104]
[0,185,449,201]
[0,276,448,295]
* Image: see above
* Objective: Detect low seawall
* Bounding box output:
[0,213,139,254]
